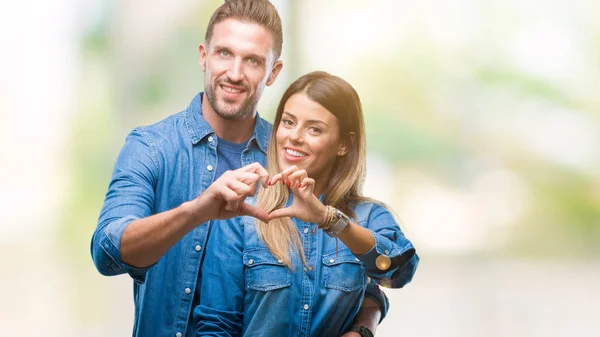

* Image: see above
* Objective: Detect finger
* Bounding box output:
[235,172,260,185]
[276,165,298,186]
[224,200,240,212]
[288,169,308,187]
[239,203,269,223]
[299,177,315,194]
[281,165,298,176]
[234,172,260,195]
[268,172,284,186]
[240,162,269,188]
[268,207,295,220]
[225,179,254,196]
[214,184,241,202]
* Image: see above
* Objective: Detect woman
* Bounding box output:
[194,71,419,337]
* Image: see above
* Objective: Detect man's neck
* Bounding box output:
[202,96,256,143]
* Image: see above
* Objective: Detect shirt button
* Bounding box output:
[303,228,309,234]
[312,229,316,234]
[355,257,360,262]
[308,265,315,271]
[185,288,191,294]
[207,165,213,171]
[208,136,214,142]
[176,333,182,337]
[195,245,201,252]
[248,259,254,265]
[303,304,309,310]
[376,255,392,270]
[277,259,283,264]
[384,249,390,255]
[303,267,307,272]
[329,259,335,263]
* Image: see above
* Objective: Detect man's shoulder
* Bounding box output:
[137,110,188,134]
[132,93,205,144]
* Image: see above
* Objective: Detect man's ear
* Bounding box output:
[266,60,283,86]
[337,132,355,156]
[198,43,207,72]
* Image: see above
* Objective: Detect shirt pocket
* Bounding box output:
[244,248,291,291]
[322,249,366,292]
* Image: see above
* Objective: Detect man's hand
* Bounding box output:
[190,162,270,223]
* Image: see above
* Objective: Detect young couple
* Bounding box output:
[91,1,418,336]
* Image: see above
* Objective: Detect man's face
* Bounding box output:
[199,19,282,120]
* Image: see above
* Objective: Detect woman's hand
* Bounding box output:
[267,165,327,224]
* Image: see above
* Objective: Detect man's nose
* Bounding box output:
[227,58,245,82]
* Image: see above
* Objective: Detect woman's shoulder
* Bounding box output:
[352,199,394,224]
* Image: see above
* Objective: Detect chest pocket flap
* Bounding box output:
[244,248,291,291]
[322,249,366,292]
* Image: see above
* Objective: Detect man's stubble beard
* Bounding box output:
[205,77,261,121]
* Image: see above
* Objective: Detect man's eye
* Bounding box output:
[219,50,232,57]
[247,58,259,65]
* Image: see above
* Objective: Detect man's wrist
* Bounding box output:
[348,326,374,337]
[182,199,208,226]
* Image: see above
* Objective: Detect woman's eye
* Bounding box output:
[282,119,293,126]
[308,127,322,134]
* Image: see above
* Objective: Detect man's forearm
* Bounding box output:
[120,200,204,268]
[352,297,382,334]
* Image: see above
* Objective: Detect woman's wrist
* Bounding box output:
[318,204,329,226]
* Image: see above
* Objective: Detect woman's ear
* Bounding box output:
[337,132,355,156]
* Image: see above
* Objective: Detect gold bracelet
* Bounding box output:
[319,205,333,230]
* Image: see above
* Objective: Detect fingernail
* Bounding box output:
[288,181,292,187]
[297,184,302,188]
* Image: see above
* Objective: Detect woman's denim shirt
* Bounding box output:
[194,196,419,337]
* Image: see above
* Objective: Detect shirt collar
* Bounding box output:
[185,92,272,153]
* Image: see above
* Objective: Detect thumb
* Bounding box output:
[268,207,295,221]
[238,203,269,223]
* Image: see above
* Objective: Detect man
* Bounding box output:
[91,1,387,336]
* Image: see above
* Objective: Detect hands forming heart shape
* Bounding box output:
[202,163,326,225]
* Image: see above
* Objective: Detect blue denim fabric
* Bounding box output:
[90,93,271,337]
[90,93,390,337]
[194,197,419,337]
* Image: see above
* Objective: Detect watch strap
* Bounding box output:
[324,208,350,237]
[349,325,374,337]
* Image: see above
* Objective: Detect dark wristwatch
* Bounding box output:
[349,326,374,337]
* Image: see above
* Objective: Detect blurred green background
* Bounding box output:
[1,0,599,336]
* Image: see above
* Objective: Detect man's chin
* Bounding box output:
[215,104,249,120]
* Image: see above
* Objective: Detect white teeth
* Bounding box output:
[285,149,307,157]
[222,86,242,93]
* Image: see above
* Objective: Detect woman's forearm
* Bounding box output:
[336,222,376,255]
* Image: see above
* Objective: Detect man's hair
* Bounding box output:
[205,0,283,59]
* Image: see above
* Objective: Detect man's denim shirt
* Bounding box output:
[90,93,389,337]
[194,197,419,337]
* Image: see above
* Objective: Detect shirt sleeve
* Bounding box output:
[90,128,159,284]
[193,220,245,337]
[355,204,419,289]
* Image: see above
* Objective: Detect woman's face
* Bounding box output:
[276,93,348,186]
